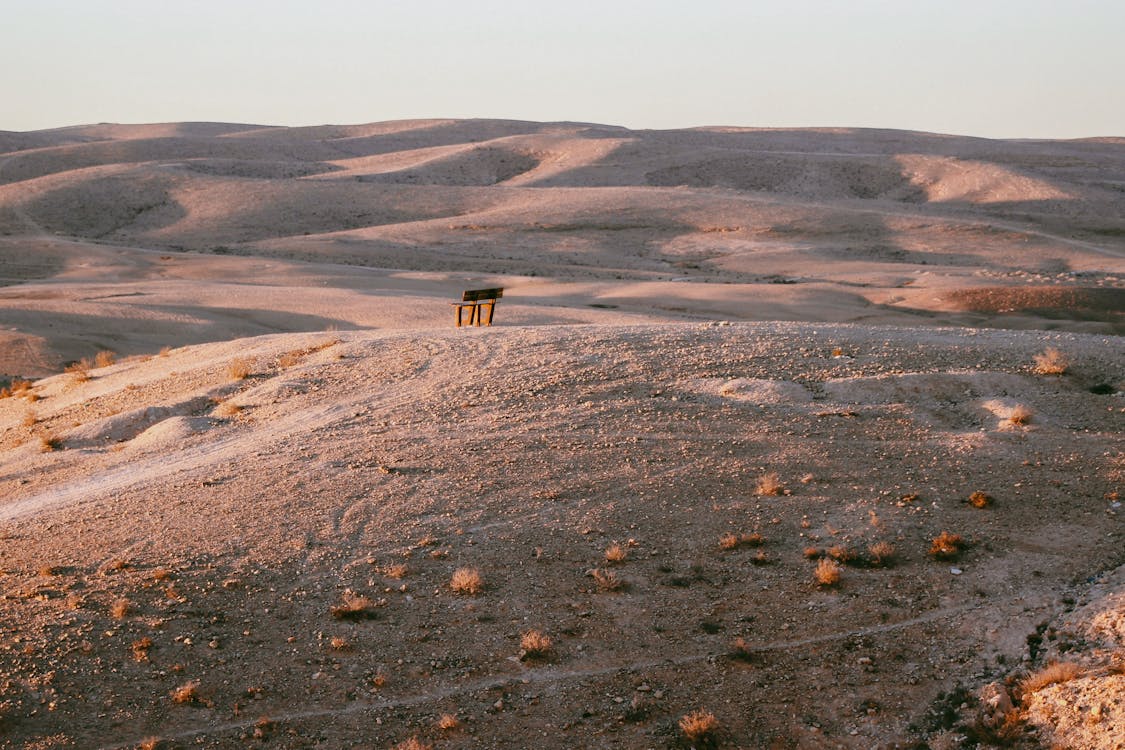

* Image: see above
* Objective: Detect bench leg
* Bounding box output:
[483,301,496,326]
[469,302,480,327]
[454,304,464,327]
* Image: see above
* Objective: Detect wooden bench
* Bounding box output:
[450,287,503,327]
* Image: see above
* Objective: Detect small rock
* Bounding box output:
[950,567,963,575]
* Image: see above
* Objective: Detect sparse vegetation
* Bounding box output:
[382,563,408,579]
[110,598,132,619]
[437,712,461,730]
[390,737,431,750]
[868,541,896,566]
[719,532,765,550]
[1019,661,1084,694]
[520,629,552,658]
[814,558,842,586]
[213,400,242,417]
[827,545,855,563]
[604,542,627,562]
[450,567,483,595]
[329,636,350,651]
[591,568,624,591]
[132,637,153,662]
[679,708,720,746]
[929,532,965,560]
[729,636,754,662]
[1007,404,1033,426]
[38,434,61,452]
[170,680,202,705]
[330,590,380,620]
[94,350,117,368]
[226,357,253,380]
[65,360,91,382]
[755,472,784,496]
[1033,347,1069,375]
[968,491,992,509]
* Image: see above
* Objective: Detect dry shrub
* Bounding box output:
[151,568,174,581]
[132,637,153,662]
[679,708,720,746]
[110,598,132,619]
[65,360,91,382]
[8,378,32,395]
[170,681,201,705]
[371,673,388,689]
[214,401,242,417]
[158,346,172,357]
[720,532,764,550]
[1020,661,1084,694]
[803,546,822,560]
[450,567,483,595]
[1032,347,1069,375]
[137,738,163,750]
[604,542,627,563]
[520,629,552,659]
[755,472,784,496]
[226,358,252,380]
[329,636,350,651]
[868,541,896,567]
[814,558,841,587]
[826,545,854,563]
[1007,405,1033,426]
[391,737,431,750]
[330,590,379,620]
[39,434,61,452]
[253,717,273,740]
[436,713,461,731]
[382,563,408,579]
[968,491,992,509]
[38,564,61,577]
[929,532,965,560]
[21,411,37,428]
[729,636,755,663]
[94,350,117,368]
[591,568,624,592]
[277,351,304,368]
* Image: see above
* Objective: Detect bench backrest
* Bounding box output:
[462,287,504,302]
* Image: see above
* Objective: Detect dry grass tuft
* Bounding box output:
[137,738,163,750]
[39,434,62,452]
[151,568,174,582]
[929,532,966,560]
[591,568,624,592]
[755,472,784,496]
[968,491,992,509]
[867,541,896,567]
[330,590,380,620]
[450,567,484,595]
[718,532,740,550]
[826,545,855,563]
[437,713,461,731]
[803,546,822,560]
[329,636,351,651]
[21,411,38,428]
[604,542,628,563]
[226,357,253,380]
[1020,661,1084,694]
[679,708,720,746]
[1033,347,1069,375]
[170,680,202,705]
[277,351,305,369]
[158,346,172,357]
[520,629,553,659]
[110,598,132,619]
[1007,405,1033,426]
[814,558,842,587]
[94,350,117,368]
[391,737,432,750]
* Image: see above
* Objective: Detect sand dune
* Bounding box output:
[0,119,1122,748]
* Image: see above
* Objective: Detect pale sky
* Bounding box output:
[3,0,1123,138]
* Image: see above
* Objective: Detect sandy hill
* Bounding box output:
[0,120,1123,749]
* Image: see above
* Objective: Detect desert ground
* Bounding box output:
[0,120,1122,749]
